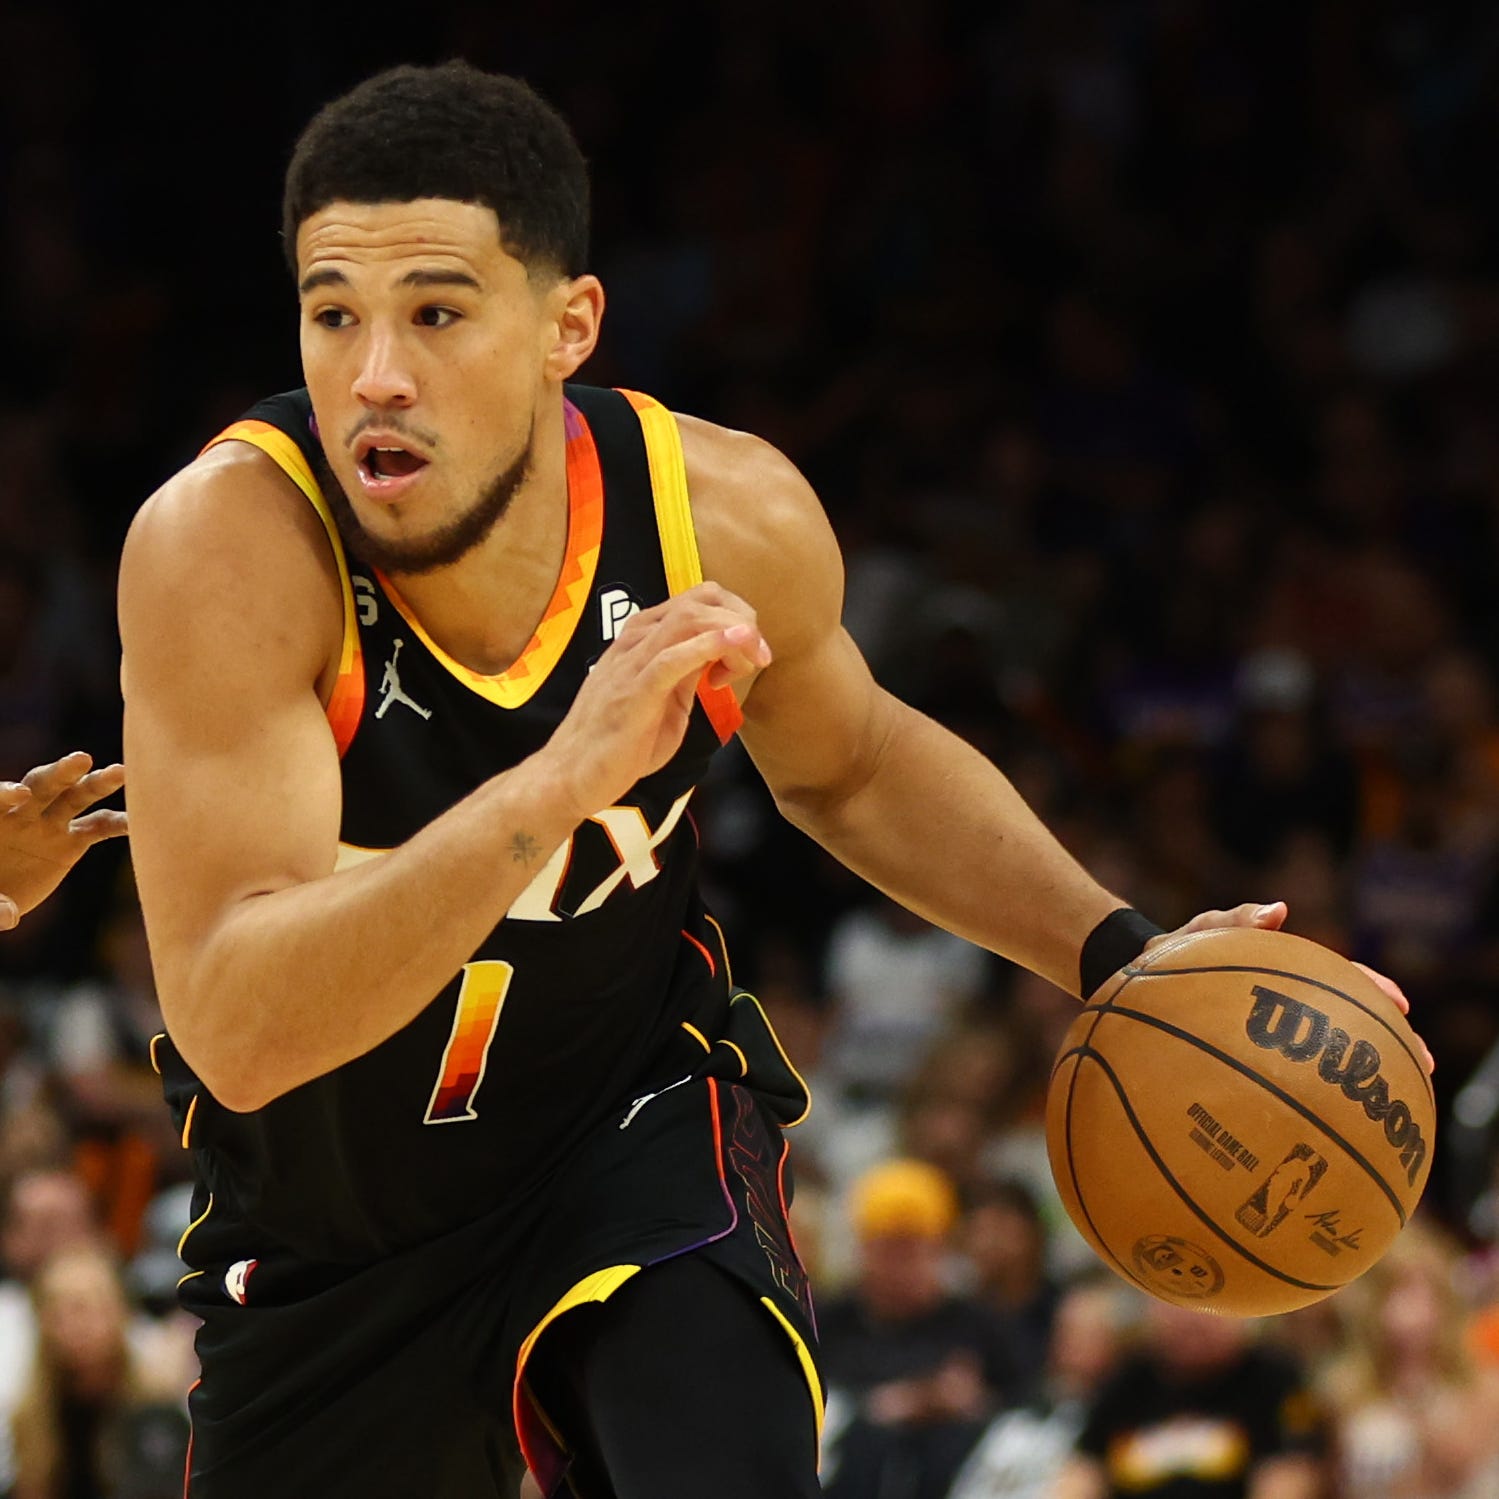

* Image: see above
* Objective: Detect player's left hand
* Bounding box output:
[1348,960,1432,1073]
[1145,899,1432,1072]
[1142,899,1288,959]
[0,752,128,929]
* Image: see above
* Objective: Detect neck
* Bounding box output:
[388,396,571,675]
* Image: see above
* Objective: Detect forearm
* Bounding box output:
[171,754,578,1110]
[779,701,1124,995]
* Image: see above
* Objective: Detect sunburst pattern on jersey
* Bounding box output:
[376,399,605,708]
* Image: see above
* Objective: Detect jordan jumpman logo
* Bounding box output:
[376,639,432,720]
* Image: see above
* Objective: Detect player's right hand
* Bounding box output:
[542,582,770,821]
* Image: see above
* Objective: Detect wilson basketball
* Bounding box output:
[1046,925,1434,1316]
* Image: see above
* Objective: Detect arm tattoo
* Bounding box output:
[509,832,543,866]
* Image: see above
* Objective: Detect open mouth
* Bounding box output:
[360,446,429,481]
[353,435,432,496]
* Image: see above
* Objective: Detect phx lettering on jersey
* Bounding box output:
[1244,987,1426,1185]
[506,790,693,922]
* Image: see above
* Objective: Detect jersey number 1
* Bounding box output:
[424,960,514,1125]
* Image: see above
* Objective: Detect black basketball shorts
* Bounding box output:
[181,995,821,1498]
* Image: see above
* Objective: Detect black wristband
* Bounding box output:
[1079,908,1166,999]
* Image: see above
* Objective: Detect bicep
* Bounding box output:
[122,653,342,979]
[118,463,344,1014]
[682,418,895,810]
[738,619,893,813]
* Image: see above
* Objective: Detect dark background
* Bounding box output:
[7,0,1499,1246]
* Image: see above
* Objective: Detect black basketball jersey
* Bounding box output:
[157,384,746,1266]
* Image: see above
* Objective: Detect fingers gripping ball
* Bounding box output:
[1045,927,1434,1316]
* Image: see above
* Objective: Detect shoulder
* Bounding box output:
[119,442,344,687]
[675,411,844,649]
[124,440,332,577]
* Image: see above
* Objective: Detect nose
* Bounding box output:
[351,326,417,408]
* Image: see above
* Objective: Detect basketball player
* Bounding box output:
[115,63,1416,1499]
[0,752,127,931]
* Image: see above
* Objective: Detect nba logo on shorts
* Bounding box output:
[225,1258,259,1305]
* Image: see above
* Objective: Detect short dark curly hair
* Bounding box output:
[282,61,590,278]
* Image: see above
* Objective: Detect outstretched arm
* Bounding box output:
[0,753,127,930]
[689,420,1290,998]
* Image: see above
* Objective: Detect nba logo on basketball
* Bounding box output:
[1235,1143,1328,1238]
[225,1258,259,1305]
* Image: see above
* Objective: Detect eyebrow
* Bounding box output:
[297,267,483,295]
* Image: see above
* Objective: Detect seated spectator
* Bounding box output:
[1208,647,1359,869]
[29,865,182,1256]
[0,1103,72,1197]
[899,1026,1021,1200]
[946,1275,1136,1499]
[979,972,1098,1282]
[1050,1298,1326,1499]
[1261,1293,1345,1398]
[1256,829,1352,956]
[960,1177,1062,1397]
[818,1158,1017,1499]
[11,1242,189,1499]
[821,894,992,1106]
[0,1167,101,1494]
[810,1022,1021,1288]
[1424,649,1499,835]
[1322,1216,1499,1499]
[37,869,170,1143]
[1348,733,1497,992]
[821,1159,1018,1405]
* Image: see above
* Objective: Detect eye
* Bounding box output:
[311,307,354,330]
[415,306,461,329]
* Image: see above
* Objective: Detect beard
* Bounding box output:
[311,427,535,578]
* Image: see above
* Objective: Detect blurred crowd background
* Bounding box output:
[5,1,1499,1495]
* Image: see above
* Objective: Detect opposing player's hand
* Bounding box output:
[0,752,128,930]
[1146,900,1432,1072]
[543,583,770,820]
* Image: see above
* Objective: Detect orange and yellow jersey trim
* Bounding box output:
[202,389,742,742]
[373,398,604,708]
[201,420,365,755]
[621,389,744,741]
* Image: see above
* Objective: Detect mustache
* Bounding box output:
[342,413,441,451]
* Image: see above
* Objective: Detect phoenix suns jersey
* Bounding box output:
[155,384,748,1266]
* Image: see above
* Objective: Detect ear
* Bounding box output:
[544,275,605,380]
